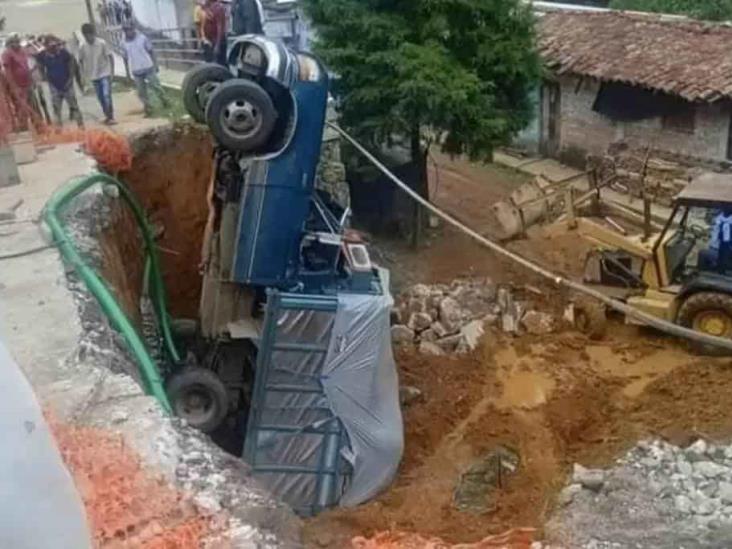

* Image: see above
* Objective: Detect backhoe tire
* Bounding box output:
[677,292,732,356]
[574,297,607,340]
[166,367,229,433]
[182,63,233,123]
[205,79,277,152]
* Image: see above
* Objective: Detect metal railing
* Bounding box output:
[100,23,205,72]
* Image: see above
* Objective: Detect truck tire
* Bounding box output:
[166,367,229,433]
[574,297,607,340]
[182,63,233,123]
[677,292,732,356]
[205,79,277,152]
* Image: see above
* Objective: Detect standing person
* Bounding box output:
[122,0,132,22]
[36,36,84,128]
[1,33,34,130]
[78,23,116,125]
[121,23,169,117]
[193,0,206,47]
[201,0,227,65]
[231,0,263,35]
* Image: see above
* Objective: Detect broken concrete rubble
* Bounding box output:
[391,278,561,355]
[419,341,446,356]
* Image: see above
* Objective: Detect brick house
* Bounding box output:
[533,11,732,167]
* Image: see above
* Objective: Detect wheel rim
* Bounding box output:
[197,81,221,111]
[220,99,262,140]
[692,310,732,338]
[174,384,216,426]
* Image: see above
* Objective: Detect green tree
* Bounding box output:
[302,0,540,241]
[609,0,732,21]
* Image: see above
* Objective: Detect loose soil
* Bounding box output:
[97,132,732,547]
[101,125,213,322]
[303,154,732,547]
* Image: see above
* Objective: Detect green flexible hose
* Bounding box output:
[42,172,181,414]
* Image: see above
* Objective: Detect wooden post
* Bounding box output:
[565,186,577,229]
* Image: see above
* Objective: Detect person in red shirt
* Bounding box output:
[1,33,34,130]
[201,0,227,65]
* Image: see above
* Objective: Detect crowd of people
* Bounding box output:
[1,32,83,133]
[1,21,170,133]
[98,0,134,27]
[0,0,265,134]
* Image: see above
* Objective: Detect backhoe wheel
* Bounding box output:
[574,297,607,340]
[182,63,233,123]
[205,79,277,152]
[677,292,732,356]
[166,367,229,433]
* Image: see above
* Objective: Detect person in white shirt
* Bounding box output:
[121,23,169,117]
[78,23,116,125]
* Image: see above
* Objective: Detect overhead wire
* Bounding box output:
[329,122,732,352]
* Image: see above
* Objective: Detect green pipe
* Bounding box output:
[43,172,179,414]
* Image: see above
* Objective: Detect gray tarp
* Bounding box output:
[0,341,92,549]
[250,269,403,510]
[322,282,404,506]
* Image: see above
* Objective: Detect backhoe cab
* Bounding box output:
[578,173,732,353]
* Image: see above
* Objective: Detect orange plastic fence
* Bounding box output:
[352,529,537,549]
[49,417,221,548]
[0,78,132,173]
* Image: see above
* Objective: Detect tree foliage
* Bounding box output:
[609,0,732,21]
[302,0,541,163]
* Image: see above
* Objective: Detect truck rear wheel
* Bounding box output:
[166,367,229,433]
[677,292,732,356]
[182,63,232,123]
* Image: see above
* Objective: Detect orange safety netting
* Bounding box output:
[352,529,537,549]
[0,73,132,172]
[48,417,222,548]
[38,127,133,173]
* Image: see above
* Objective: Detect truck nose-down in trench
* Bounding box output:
[168,35,403,516]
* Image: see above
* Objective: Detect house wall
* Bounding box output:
[131,0,193,36]
[553,75,732,166]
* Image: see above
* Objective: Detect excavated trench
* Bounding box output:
[95,124,732,547]
[100,124,213,326]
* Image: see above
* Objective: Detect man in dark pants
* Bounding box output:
[36,36,84,128]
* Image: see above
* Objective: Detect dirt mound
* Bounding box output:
[305,322,732,547]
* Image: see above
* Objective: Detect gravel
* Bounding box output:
[547,438,732,548]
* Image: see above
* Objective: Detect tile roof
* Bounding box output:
[538,11,732,102]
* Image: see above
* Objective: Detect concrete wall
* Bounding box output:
[554,76,732,166]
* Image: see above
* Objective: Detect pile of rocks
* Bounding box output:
[624,439,732,526]
[547,438,732,548]
[391,279,557,356]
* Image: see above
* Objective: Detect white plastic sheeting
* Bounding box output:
[0,341,92,548]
